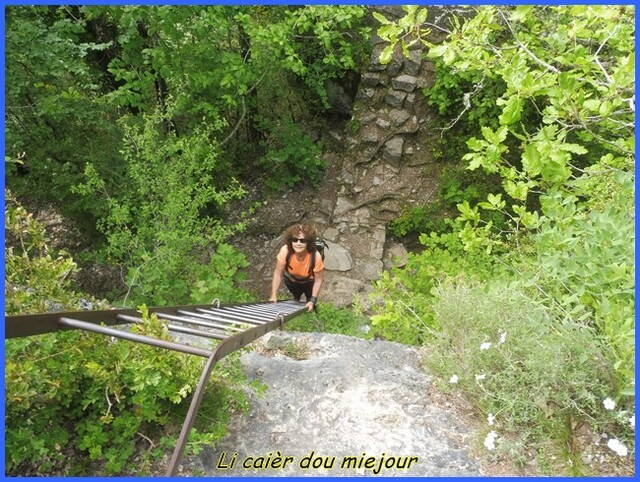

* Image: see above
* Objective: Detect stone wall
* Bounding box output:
[317,14,449,308]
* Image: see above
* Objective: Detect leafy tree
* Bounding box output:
[5,6,121,228]
[5,5,372,302]
[73,106,249,306]
[372,6,634,465]
[376,3,634,394]
[78,5,369,185]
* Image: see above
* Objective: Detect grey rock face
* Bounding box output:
[322,240,353,271]
[196,331,483,477]
[404,49,424,75]
[383,137,405,165]
[384,89,407,109]
[392,74,419,92]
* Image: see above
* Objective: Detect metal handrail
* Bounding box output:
[4,300,308,476]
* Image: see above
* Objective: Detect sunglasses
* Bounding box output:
[290,237,308,244]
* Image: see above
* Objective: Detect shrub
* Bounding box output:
[5,306,251,475]
[423,281,634,467]
[4,191,100,314]
[4,194,250,475]
[256,114,325,191]
[370,226,505,345]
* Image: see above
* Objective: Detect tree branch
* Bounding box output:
[497,8,560,74]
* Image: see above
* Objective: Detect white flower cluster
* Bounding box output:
[607,438,628,457]
[603,397,616,410]
[600,397,633,457]
[449,374,459,384]
[484,431,498,451]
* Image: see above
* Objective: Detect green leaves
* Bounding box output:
[375,5,636,409]
[463,126,508,173]
[497,96,523,125]
[72,107,249,306]
[375,6,429,65]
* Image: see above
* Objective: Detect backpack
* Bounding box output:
[285,238,328,280]
[314,238,328,261]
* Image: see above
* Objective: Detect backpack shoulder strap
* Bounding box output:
[309,250,316,277]
[285,246,293,271]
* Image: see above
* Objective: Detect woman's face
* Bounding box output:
[291,231,308,254]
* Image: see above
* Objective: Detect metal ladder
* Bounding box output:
[4,299,308,475]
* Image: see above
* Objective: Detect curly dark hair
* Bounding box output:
[283,223,318,254]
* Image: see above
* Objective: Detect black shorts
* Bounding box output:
[283,276,313,302]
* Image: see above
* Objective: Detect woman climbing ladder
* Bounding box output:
[269,223,325,312]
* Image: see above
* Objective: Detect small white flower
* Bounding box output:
[607,438,628,457]
[484,431,498,451]
[475,373,486,381]
[487,413,495,426]
[449,374,459,384]
[629,415,635,429]
[603,397,616,410]
[498,331,507,345]
[480,342,492,351]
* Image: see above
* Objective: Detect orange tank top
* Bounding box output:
[277,245,325,279]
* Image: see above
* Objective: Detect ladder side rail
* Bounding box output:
[58,317,214,358]
[4,303,234,339]
[166,304,308,476]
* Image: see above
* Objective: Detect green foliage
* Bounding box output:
[390,166,506,238]
[373,5,635,465]
[5,310,248,475]
[189,244,253,304]
[428,5,634,239]
[285,303,371,339]
[424,282,633,471]
[375,4,634,374]
[245,6,370,109]
[530,170,635,396]
[373,6,428,64]
[4,191,106,314]
[257,115,326,191]
[427,6,635,397]
[5,6,122,226]
[389,204,443,238]
[5,5,372,256]
[4,195,252,475]
[424,56,506,128]
[370,226,506,345]
[74,108,248,306]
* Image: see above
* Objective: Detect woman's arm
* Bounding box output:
[306,270,324,311]
[270,260,286,302]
